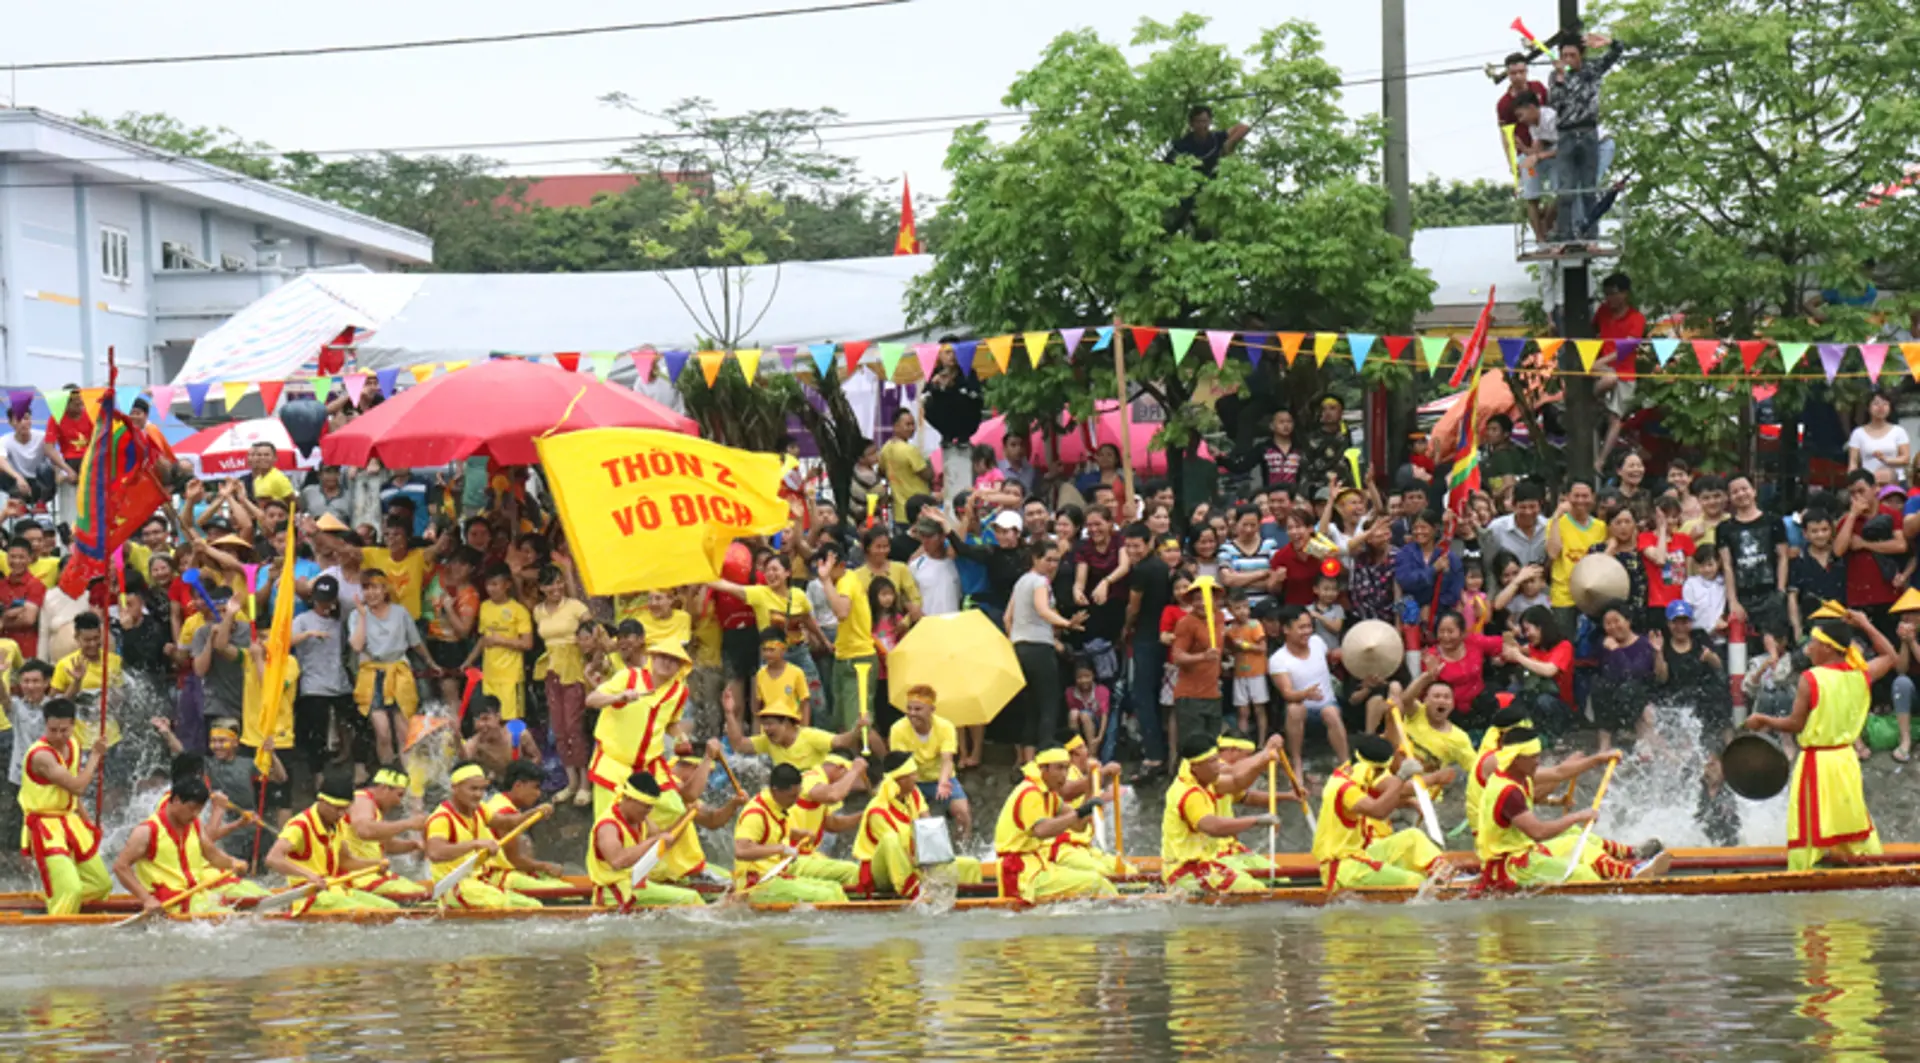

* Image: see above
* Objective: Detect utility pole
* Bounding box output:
[1382,0,1411,245]
[1558,0,1596,480]
[1378,0,1412,483]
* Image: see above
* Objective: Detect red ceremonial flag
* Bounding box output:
[1446,288,1497,389]
[894,176,921,255]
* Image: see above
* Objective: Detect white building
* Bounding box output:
[0,108,432,390]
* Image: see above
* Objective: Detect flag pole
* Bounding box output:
[95,348,117,820]
[1111,316,1136,514]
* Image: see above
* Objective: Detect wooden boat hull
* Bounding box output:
[0,863,1914,927]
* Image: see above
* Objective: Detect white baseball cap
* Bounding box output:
[991,510,1023,532]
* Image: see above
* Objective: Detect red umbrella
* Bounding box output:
[322,360,696,468]
[175,418,314,478]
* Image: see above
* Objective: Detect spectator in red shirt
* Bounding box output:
[1593,273,1647,469]
[1836,471,1905,616]
[1267,511,1321,607]
[1638,495,1696,617]
[44,387,92,464]
[0,538,46,659]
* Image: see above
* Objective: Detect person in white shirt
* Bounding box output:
[1512,92,1560,243]
[1848,390,1910,484]
[907,518,962,617]
[1268,605,1349,780]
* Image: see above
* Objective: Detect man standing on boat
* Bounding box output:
[1745,612,1890,870]
[19,698,111,915]
[993,746,1119,902]
[583,640,692,821]
[1475,728,1668,891]
[1312,735,1450,889]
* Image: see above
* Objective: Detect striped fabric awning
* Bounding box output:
[172,273,424,385]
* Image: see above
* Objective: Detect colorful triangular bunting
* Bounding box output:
[807,343,835,378]
[1277,332,1306,366]
[1497,337,1527,370]
[1651,339,1680,367]
[1128,326,1162,355]
[737,349,763,385]
[1206,330,1234,368]
[1311,332,1338,367]
[1021,331,1051,368]
[1347,333,1376,372]
[696,350,724,387]
[44,388,70,421]
[1737,340,1768,374]
[221,381,249,412]
[1419,336,1450,376]
[257,381,284,414]
[631,348,659,382]
[1383,336,1413,364]
[1167,328,1198,365]
[1691,340,1721,374]
[843,340,871,375]
[985,335,1015,373]
[1817,343,1846,383]
[952,340,979,376]
[147,383,175,420]
[1058,328,1086,360]
[555,352,580,373]
[877,343,906,379]
[664,349,692,381]
[309,377,332,406]
[1575,339,1604,372]
[1092,327,1113,352]
[912,343,941,379]
[1861,343,1889,384]
[1777,342,1808,373]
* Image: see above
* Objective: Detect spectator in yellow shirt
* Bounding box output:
[886,684,970,844]
[878,409,931,524]
[1546,479,1608,628]
[466,564,533,721]
[636,589,692,651]
[53,612,122,695]
[361,517,431,619]
[754,629,810,724]
[723,691,875,774]
[244,442,295,503]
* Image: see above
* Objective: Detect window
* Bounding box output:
[100,226,131,283]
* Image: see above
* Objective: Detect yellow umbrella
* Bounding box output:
[886,610,1024,727]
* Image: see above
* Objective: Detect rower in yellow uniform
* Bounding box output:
[1466,706,1641,875]
[724,691,868,774]
[734,765,851,903]
[888,685,971,844]
[1391,670,1481,792]
[1312,735,1451,889]
[113,775,254,915]
[788,753,865,886]
[479,761,566,893]
[1746,612,1891,871]
[1211,736,1296,874]
[424,762,541,909]
[583,640,691,821]
[1160,737,1282,894]
[587,772,704,908]
[1474,728,1668,891]
[18,699,112,915]
[993,746,1118,901]
[855,752,987,898]
[647,743,748,888]
[1050,736,1122,877]
[344,767,430,901]
[265,769,400,912]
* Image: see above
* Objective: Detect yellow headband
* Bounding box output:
[449,764,487,786]
[316,792,352,808]
[885,758,919,782]
[1496,738,1543,771]
[1218,737,1256,752]
[372,768,409,789]
[1034,748,1070,767]
[209,726,238,740]
[620,781,657,804]
[1185,747,1218,766]
[1812,627,1867,671]
[1064,735,1085,752]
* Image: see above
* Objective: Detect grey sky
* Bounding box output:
[8,0,1574,202]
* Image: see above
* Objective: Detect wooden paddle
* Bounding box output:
[1389,707,1445,846]
[628,807,699,890]
[1273,745,1316,834]
[252,862,390,914]
[716,753,748,799]
[1267,759,1279,864]
[1560,756,1619,883]
[1111,773,1127,875]
[432,807,549,902]
[114,871,239,928]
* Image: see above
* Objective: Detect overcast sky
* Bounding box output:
[8,0,1576,202]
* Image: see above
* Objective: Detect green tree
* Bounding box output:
[906,15,1435,488]
[76,110,281,181]
[1606,0,1920,470]
[280,152,535,272]
[1409,177,1520,229]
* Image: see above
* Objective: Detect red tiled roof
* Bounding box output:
[500,172,701,210]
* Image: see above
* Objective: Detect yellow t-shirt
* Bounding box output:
[251,469,296,503]
[53,649,122,693]
[754,663,808,721]
[878,440,930,522]
[749,727,836,772]
[0,638,17,731]
[832,572,875,660]
[638,609,692,649]
[612,594,648,627]
[363,547,431,618]
[1548,513,1609,608]
[888,715,957,783]
[29,556,58,590]
[534,598,593,685]
[743,585,812,647]
[477,598,532,697]
[241,654,299,750]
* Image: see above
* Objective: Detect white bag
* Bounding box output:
[913,816,955,867]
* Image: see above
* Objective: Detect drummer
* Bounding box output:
[1744,611,1890,870]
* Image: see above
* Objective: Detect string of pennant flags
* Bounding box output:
[33,327,1920,427]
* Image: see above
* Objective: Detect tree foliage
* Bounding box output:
[1606,0,1920,466]
[906,14,1434,469]
[1409,177,1521,229]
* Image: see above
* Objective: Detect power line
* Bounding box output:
[5,0,912,72]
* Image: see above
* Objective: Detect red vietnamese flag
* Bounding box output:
[894,176,921,255]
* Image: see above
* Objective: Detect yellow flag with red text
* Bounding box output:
[534,429,790,596]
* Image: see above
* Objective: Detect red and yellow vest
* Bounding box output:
[588,669,685,791]
[587,807,648,889]
[277,805,343,881]
[424,800,491,881]
[134,809,207,896]
[732,791,792,886]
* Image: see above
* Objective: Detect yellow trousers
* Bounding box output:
[1321,828,1442,889]
[592,879,705,908]
[860,835,986,897]
[791,854,861,885]
[1052,846,1122,878]
[744,875,848,904]
[39,853,112,916]
[305,887,401,913]
[439,878,542,910]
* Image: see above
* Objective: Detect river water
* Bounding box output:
[0,890,1909,1061]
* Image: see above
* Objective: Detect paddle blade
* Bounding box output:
[758,856,794,884]
[432,854,479,901]
[1560,828,1594,883]
[1413,781,1444,846]
[113,909,156,929]
[629,845,663,887]
[251,883,318,913]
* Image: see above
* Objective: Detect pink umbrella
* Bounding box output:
[175,418,314,479]
[965,401,1209,477]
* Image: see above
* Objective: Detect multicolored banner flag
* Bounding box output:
[59,375,168,599]
[1446,287,1497,513]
